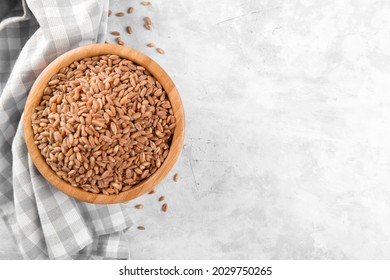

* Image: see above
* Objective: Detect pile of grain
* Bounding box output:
[32,54,176,195]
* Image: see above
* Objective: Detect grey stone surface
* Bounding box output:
[2,0,390,259]
[113,0,390,259]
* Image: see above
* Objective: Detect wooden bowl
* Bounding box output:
[24,44,185,204]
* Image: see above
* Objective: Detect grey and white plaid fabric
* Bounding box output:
[0,0,133,259]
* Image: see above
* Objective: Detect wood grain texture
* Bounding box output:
[23,44,185,204]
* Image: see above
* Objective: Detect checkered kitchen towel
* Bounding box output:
[0,0,133,259]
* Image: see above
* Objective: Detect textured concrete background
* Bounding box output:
[2,0,390,259]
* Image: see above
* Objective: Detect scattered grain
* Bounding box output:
[137,226,145,230]
[115,12,125,17]
[142,1,151,6]
[156,47,165,54]
[162,203,168,212]
[173,173,179,182]
[148,190,155,195]
[135,204,144,209]
[117,37,125,45]
[158,196,165,202]
[126,26,132,34]
[145,24,151,30]
[108,10,112,17]
[128,7,134,14]
[111,31,120,36]
[147,43,155,48]
[145,17,152,25]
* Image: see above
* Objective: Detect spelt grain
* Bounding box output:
[162,203,168,212]
[32,54,176,195]
[156,48,165,54]
[117,37,125,45]
[145,17,152,25]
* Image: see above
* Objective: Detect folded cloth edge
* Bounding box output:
[0,0,30,32]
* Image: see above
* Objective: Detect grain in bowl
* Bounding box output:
[31,54,176,195]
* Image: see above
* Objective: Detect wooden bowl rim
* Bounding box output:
[23,44,185,204]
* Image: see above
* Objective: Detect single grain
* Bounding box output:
[156,48,165,54]
[117,37,124,45]
[145,17,152,25]
[162,203,168,212]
